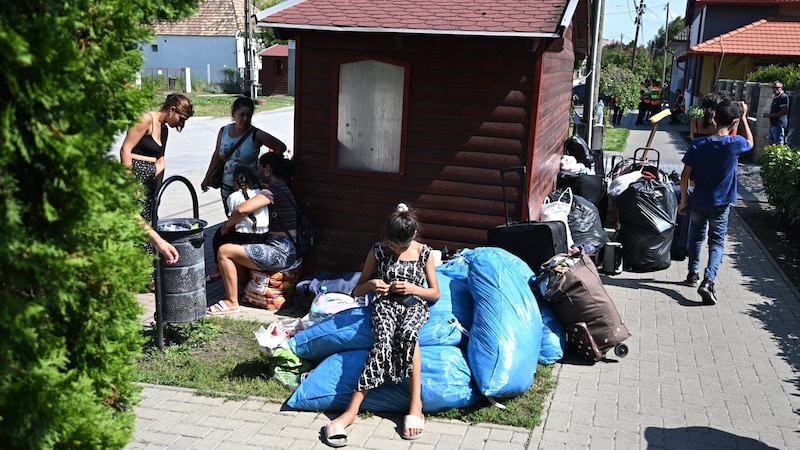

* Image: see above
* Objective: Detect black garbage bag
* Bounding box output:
[548,190,609,250]
[617,179,677,233]
[616,178,678,272]
[564,134,592,167]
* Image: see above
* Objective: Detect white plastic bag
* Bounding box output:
[254,318,305,356]
[303,291,363,328]
[540,188,574,247]
[608,169,644,199]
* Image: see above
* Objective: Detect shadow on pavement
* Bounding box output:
[644,425,779,449]
[726,211,800,399]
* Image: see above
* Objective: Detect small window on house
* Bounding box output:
[151,44,158,52]
[274,60,284,76]
[334,57,408,174]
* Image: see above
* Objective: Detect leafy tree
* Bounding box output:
[748,64,800,89]
[255,0,289,48]
[646,16,685,83]
[0,1,198,448]
[599,65,641,111]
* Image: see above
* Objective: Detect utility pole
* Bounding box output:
[661,3,669,85]
[630,0,645,72]
[243,0,253,96]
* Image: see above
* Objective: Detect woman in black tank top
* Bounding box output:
[120,93,194,229]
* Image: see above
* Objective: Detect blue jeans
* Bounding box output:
[688,205,730,281]
[768,124,785,144]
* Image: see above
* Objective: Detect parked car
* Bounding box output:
[572,83,610,106]
[572,83,586,105]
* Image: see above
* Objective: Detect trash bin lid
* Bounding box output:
[157,218,207,241]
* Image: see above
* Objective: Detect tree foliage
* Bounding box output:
[0,1,198,448]
[748,64,800,90]
[255,0,289,48]
[599,65,640,111]
[599,17,685,111]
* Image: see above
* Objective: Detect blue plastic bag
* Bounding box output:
[289,270,472,362]
[537,301,566,364]
[287,346,480,413]
[289,307,465,362]
[463,247,543,398]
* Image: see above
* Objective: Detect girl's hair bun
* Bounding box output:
[395,202,409,212]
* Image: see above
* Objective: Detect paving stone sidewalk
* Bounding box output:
[130,115,800,449]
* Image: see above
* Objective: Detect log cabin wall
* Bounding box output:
[292,31,574,272]
[528,26,577,220]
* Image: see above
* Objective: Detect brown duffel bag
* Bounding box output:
[542,252,631,361]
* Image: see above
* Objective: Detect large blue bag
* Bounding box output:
[531,272,566,364]
[289,269,472,362]
[287,346,480,413]
[432,268,473,330]
[537,301,566,364]
[463,247,543,398]
[289,307,464,362]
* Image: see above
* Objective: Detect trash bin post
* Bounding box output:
[150,175,205,351]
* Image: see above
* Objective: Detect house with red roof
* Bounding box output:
[144,0,257,90]
[256,0,591,271]
[681,0,800,102]
[259,44,290,95]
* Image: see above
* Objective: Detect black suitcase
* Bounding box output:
[671,184,693,261]
[487,166,569,273]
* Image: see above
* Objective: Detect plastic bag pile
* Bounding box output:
[285,247,566,413]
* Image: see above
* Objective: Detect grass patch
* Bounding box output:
[148,94,294,118]
[136,318,292,401]
[136,317,558,428]
[603,126,629,153]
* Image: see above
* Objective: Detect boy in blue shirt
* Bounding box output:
[679,99,753,304]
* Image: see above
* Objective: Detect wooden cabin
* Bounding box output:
[257,0,591,272]
[258,44,289,95]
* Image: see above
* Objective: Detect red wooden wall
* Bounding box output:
[290,31,574,272]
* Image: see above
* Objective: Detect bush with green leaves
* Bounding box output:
[759,144,800,225]
[748,64,800,90]
[0,1,199,448]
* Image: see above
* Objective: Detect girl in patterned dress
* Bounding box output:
[322,204,439,447]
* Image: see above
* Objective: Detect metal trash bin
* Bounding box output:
[151,175,207,350]
[156,218,207,323]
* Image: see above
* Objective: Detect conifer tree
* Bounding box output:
[0,1,198,447]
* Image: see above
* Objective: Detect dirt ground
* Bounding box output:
[733,193,800,292]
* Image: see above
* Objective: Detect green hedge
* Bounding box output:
[748,64,800,89]
[759,144,800,225]
[1,1,199,448]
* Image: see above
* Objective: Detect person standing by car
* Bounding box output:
[763,81,789,144]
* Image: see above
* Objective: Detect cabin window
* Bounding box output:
[335,57,408,174]
[151,44,158,52]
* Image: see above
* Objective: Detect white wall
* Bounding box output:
[142,35,241,84]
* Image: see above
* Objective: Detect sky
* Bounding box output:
[602,0,688,45]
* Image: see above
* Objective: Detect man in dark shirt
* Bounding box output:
[763,80,789,144]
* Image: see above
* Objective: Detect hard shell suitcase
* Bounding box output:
[487,166,569,273]
[542,252,630,361]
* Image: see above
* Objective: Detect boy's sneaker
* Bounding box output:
[684,272,700,287]
[698,278,717,305]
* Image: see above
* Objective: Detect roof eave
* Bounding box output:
[259,23,561,39]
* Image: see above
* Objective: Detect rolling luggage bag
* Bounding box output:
[670,184,692,261]
[487,166,569,273]
[541,252,630,361]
